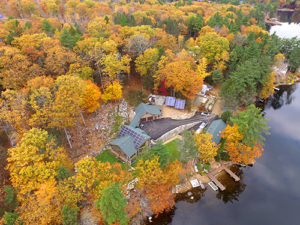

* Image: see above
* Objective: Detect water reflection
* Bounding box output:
[265,85,297,110]
[145,188,207,225]
[216,165,246,204]
[277,11,300,23]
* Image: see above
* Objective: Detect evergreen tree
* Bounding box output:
[3,212,19,225]
[186,15,204,38]
[178,131,198,163]
[230,104,270,147]
[96,184,128,225]
[62,205,79,225]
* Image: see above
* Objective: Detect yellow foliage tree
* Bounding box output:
[101,80,123,103]
[7,128,71,201]
[194,32,229,71]
[194,132,218,164]
[81,80,102,113]
[259,72,275,99]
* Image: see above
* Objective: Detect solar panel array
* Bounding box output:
[119,126,147,148]
[175,99,186,110]
[165,96,176,106]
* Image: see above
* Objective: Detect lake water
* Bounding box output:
[270,22,300,39]
[148,21,300,225]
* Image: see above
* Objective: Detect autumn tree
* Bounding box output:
[230,104,270,148]
[194,32,229,71]
[73,157,132,199]
[135,48,160,89]
[0,89,29,140]
[159,58,209,99]
[96,183,129,225]
[6,128,71,200]
[27,76,55,128]
[194,133,218,165]
[136,157,182,215]
[127,34,151,58]
[259,71,275,99]
[101,80,123,103]
[221,124,263,165]
[0,46,44,89]
[17,180,64,225]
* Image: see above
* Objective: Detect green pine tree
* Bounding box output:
[96,184,128,225]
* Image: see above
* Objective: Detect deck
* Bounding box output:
[207,162,240,191]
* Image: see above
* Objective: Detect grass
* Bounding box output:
[96,150,130,170]
[164,139,181,161]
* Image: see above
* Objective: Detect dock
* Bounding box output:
[265,19,281,25]
[208,174,225,191]
[207,162,240,191]
[277,8,295,12]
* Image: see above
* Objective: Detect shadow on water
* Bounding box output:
[265,85,297,110]
[215,165,246,204]
[145,165,247,225]
[145,188,207,225]
[277,10,300,23]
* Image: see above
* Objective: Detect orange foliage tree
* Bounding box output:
[221,124,263,165]
[136,157,182,215]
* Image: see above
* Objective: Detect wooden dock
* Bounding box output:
[207,162,240,191]
[208,174,225,191]
[277,8,295,12]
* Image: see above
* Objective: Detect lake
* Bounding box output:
[148,21,300,225]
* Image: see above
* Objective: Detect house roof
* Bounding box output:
[206,119,227,144]
[110,125,150,157]
[110,135,137,157]
[129,103,162,128]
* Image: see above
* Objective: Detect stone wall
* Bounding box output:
[155,121,200,143]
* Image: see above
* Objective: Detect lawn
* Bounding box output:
[96,150,130,170]
[164,139,181,161]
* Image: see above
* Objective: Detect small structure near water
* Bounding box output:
[207,162,240,191]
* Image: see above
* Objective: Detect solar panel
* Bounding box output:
[165,96,176,106]
[175,99,185,110]
[118,126,147,148]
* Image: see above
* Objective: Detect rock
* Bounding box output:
[118,99,129,120]
[273,63,288,83]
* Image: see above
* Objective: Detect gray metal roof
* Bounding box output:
[206,119,227,144]
[110,135,136,157]
[110,125,150,157]
[129,103,162,127]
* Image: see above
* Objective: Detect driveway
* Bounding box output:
[140,113,218,140]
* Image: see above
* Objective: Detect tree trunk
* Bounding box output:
[79,108,86,127]
[64,127,72,149]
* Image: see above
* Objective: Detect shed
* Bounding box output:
[130,103,162,128]
[206,119,227,144]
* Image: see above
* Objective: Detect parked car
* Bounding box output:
[195,122,207,134]
[199,122,207,129]
[200,112,209,116]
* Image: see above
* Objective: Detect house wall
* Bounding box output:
[155,121,200,143]
[140,113,160,122]
[110,145,131,164]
